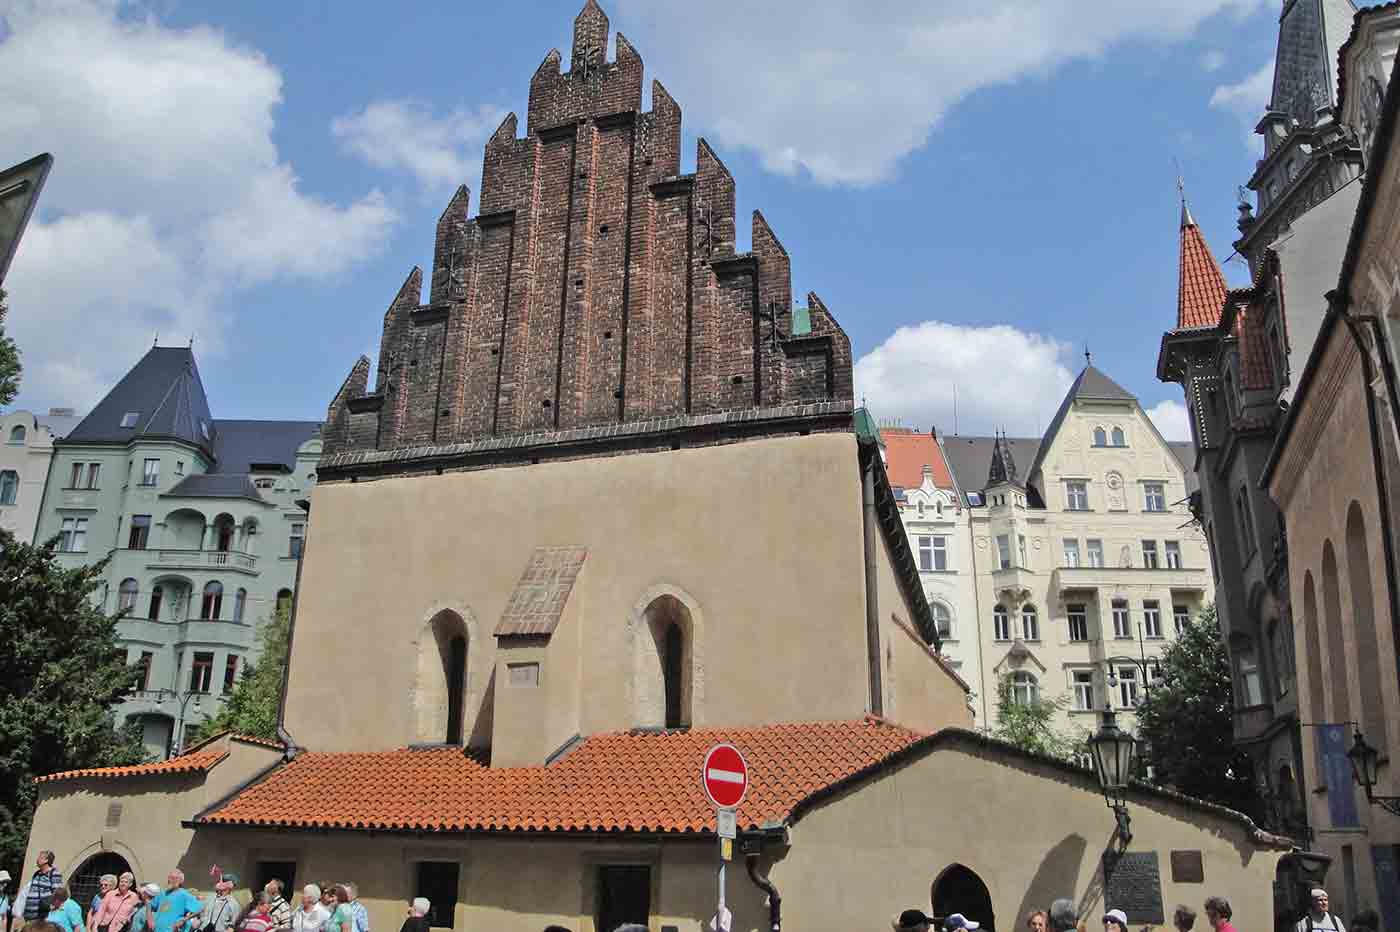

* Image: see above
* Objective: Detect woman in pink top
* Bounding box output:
[92,873,140,932]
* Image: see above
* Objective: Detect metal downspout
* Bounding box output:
[275,499,311,759]
[861,453,884,717]
[745,851,781,932]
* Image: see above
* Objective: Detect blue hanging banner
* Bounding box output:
[1372,846,1400,932]
[1316,724,1359,828]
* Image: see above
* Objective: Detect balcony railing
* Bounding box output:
[147,549,256,570]
[1053,565,1208,592]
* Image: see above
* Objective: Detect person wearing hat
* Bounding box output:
[1103,909,1129,932]
[197,875,239,932]
[946,914,982,932]
[1295,889,1344,932]
[1,869,13,932]
[893,909,936,932]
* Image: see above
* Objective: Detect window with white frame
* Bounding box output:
[1236,643,1264,706]
[68,462,82,488]
[918,536,948,572]
[1173,604,1190,636]
[1143,600,1163,639]
[932,536,947,570]
[1073,670,1095,711]
[996,535,1012,570]
[993,605,1011,641]
[1063,539,1080,567]
[289,523,305,558]
[58,516,88,552]
[117,578,139,612]
[141,458,160,487]
[1065,480,1089,511]
[1009,671,1039,706]
[1068,604,1088,642]
[1093,427,1107,447]
[931,601,952,641]
[85,462,101,489]
[1165,540,1183,569]
[1112,427,1126,447]
[1117,666,1140,707]
[189,652,214,694]
[1087,539,1104,567]
[1021,604,1040,641]
[1143,482,1166,512]
[1142,540,1159,569]
[1112,599,1131,639]
[120,412,140,428]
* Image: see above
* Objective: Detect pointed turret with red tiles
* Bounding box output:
[1176,199,1228,330]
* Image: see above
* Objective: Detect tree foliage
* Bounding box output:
[188,605,289,745]
[990,673,1086,762]
[0,530,146,879]
[0,289,21,407]
[1136,604,1258,812]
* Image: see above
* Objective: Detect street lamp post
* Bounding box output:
[161,689,202,759]
[1347,730,1400,816]
[1089,704,1138,853]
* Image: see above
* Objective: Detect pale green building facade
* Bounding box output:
[36,347,320,758]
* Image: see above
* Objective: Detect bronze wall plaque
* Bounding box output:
[1104,852,1165,924]
[1171,850,1205,883]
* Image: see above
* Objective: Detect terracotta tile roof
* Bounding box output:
[197,719,925,834]
[181,731,285,755]
[879,429,955,491]
[1234,300,1274,391]
[37,748,228,784]
[1178,217,1228,330]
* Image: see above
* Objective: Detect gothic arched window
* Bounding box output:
[1093,427,1107,447]
[1021,604,1040,641]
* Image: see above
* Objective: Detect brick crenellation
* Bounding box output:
[321,0,854,465]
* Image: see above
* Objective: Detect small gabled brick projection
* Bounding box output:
[321,0,853,471]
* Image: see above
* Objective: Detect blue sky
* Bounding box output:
[0,0,1329,439]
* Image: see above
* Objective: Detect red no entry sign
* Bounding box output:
[702,743,749,809]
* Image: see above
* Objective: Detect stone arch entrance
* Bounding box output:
[70,851,132,915]
[932,863,995,932]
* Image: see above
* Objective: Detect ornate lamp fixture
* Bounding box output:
[1347,731,1400,816]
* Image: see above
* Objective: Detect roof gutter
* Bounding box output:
[860,447,885,718]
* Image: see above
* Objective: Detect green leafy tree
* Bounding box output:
[0,530,146,878]
[1135,604,1259,812]
[0,289,21,407]
[990,673,1086,761]
[188,605,289,744]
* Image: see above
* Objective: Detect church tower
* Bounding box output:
[1236,0,1361,272]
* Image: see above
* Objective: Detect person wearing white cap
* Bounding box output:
[1103,910,1129,932]
[129,884,162,932]
[945,914,981,932]
[1,870,13,932]
[1295,889,1345,932]
[291,886,328,932]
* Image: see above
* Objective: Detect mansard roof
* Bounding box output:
[320,1,854,479]
[1268,0,1358,120]
[1177,205,1228,330]
[66,347,215,454]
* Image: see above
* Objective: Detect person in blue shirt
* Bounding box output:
[130,884,162,932]
[47,887,84,932]
[150,872,203,932]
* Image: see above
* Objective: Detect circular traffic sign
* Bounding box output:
[702,743,749,809]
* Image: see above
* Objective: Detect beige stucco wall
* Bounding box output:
[287,433,923,756]
[775,737,1285,931]
[23,737,282,885]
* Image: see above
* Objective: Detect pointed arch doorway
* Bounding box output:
[932,863,995,932]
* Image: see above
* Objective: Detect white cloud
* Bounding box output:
[1147,399,1192,442]
[615,0,1267,185]
[1210,60,1274,149]
[1201,49,1226,72]
[0,0,400,410]
[853,321,1076,436]
[332,100,504,196]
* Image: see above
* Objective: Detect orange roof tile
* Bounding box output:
[1178,218,1228,330]
[880,429,955,491]
[198,719,924,834]
[1234,300,1274,391]
[37,748,228,783]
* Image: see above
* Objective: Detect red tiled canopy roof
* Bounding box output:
[198,719,924,834]
[37,747,228,784]
[1178,217,1228,330]
[880,429,954,491]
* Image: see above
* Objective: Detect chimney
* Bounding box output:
[922,464,933,482]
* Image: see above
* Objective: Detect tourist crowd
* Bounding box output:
[0,853,430,932]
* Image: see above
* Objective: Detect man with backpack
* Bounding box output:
[1295,889,1345,932]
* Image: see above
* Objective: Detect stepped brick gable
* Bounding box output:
[322,0,853,473]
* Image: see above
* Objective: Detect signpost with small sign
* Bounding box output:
[703,743,748,931]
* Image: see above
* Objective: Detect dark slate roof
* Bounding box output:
[64,347,215,454]
[35,412,81,439]
[212,419,321,474]
[165,474,267,503]
[943,435,1041,498]
[1023,365,1137,485]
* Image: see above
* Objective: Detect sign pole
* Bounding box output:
[702,745,747,932]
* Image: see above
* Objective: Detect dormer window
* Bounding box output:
[120,412,140,428]
[254,478,275,490]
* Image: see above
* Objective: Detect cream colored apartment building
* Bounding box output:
[940,365,1213,734]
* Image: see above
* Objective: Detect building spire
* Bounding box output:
[1178,174,1195,229]
[1176,203,1227,330]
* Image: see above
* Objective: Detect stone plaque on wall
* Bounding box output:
[1103,852,1165,924]
[1171,850,1204,884]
